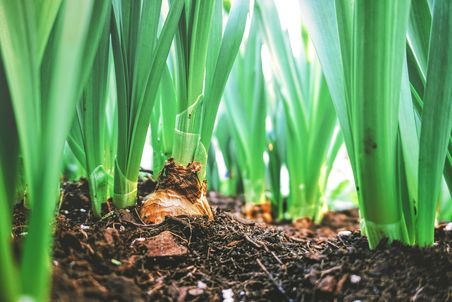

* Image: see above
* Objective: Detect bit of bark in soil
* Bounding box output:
[11,179,452,302]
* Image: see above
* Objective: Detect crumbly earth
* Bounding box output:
[11,179,452,302]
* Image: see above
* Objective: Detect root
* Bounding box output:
[140,159,213,224]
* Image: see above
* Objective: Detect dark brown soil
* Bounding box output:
[12,179,452,302]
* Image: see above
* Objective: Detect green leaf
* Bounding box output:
[416,0,452,246]
[111,0,184,207]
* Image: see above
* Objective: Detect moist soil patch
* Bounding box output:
[12,179,452,302]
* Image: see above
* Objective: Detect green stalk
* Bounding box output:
[351,0,412,247]
[172,1,215,168]
[151,65,177,178]
[111,0,184,208]
[0,1,111,300]
[211,114,241,196]
[267,99,286,220]
[0,56,19,302]
[257,0,341,221]
[170,0,249,175]
[223,16,267,206]
[68,9,113,216]
[416,0,452,245]
[303,0,452,248]
[62,142,86,181]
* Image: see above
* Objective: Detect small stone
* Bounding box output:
[63,210,69,214]
[145,231,188,257]
[444,222,452,232]
[80,224,90,230]
[130,237,146,247]
[80,208,87,213]
[222,289,234,302]
[197,281,207,289]
[188,288,203,296]
[350,274,361,284]
[338,230,352,237]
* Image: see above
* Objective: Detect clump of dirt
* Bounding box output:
[11,180,452,302]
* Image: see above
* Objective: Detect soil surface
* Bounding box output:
[12,178,452,302]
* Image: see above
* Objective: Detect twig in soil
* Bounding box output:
[270,251,284,265]
[135,208,146,225]
[244,234,262,249]
[224,212,255,226]
[256,258,293,302]
[121,218,149,227]
[320,265,342,277]
[326,240,339,249]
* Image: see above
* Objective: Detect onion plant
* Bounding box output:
[223,16,268,214]
[257,0,343,221]
[140,0,250,223]
[150,64,177,179]
[67,12,115,216]
[110,0,184,208]
[0,54,19,302]
[211,113,242,196]
[62,142,85,182]
[0,1,111,301]
[266,98,287,220]
[301,0,452,247]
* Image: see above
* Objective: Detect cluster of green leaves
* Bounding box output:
[110,0,184,208]
[150,0,250,177]
[222,17,267,206]
[67,11,116,216]
[300,0,452,247]
[207,116,242,196]
[256,0,343,221]
[0,1,111,301]
[0,2,250,300]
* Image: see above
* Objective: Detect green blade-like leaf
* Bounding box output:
[416,0,452,246]
[200,0,250,149]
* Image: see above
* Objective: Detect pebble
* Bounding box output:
[80,208,87,213]
[80,224,90,230]
[197,281,207,289]
[445,222,452,232]
[63,210,69,214]
[188,288,203,296]
[222,289,234,302]
[130,237,146,247]
[338,230,352,237]
[350,274,361,284]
